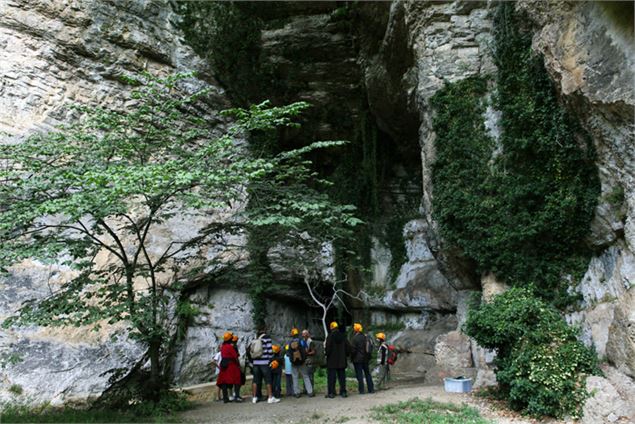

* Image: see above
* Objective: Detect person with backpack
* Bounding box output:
[375,332,395,390]
[287,327,314,398]
[351,323,374,394]
[247,326,280,404]
[216,332,241,403]
[325,321,351,398]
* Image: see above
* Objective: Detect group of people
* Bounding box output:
[213,321,392,404]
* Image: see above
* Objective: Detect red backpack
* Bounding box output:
[387,344,398,365]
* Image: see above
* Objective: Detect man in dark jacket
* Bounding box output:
[324,321,351,398]
[350,323,374,394]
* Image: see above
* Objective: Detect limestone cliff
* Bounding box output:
[1,1,634,418]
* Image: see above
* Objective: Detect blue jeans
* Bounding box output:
[354,362,374,393]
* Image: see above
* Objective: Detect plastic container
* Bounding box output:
[443,376,473,393]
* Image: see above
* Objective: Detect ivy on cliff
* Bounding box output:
[431,3,600,306]
[175,2,265,105]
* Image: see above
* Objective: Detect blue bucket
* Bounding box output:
[443,376,473,393]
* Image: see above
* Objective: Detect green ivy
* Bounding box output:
[464,288,599,418]
[175,2,265,105]
[431,3,600,305]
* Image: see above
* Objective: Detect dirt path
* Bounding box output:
[179,382,563,424]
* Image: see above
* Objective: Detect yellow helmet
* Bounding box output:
[284,344,289,351]
[223,331,233,342]
[291,327,299,336]
[272,344,281,353]
[375,332,386,341]
[353,323,363,333]
[329,321,339,330]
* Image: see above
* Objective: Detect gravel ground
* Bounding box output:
[179,382,567,424]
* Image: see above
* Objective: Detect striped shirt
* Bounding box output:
[253,333,273,366]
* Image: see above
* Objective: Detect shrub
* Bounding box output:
[464,288,599,418]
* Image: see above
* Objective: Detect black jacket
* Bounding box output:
[325,329,351,369]
[351,333,369,363]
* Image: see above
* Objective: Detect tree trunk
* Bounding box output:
[148,336,162,400]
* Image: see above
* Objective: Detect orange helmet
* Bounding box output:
[353,323,363,333]
[223,332,233,342]
[290,327,299,336]
[270,360,279,370]
[272,344,281,353]
[232,335,239,342]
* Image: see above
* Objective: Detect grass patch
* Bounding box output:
[0,393,191,423]
[372,398,491,424]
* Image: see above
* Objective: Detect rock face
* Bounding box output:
[2,0,634,410]
[0,0,219,405]
[516,1,635,402]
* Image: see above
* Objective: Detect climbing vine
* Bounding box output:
[175,2,265,105]
[431,3,600,306]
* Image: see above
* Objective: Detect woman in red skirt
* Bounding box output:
[216,332,241,403]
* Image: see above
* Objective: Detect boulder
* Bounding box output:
[581,373,634,424]
[434,330,473,370]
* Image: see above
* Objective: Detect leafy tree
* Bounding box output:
[0,72,359,399]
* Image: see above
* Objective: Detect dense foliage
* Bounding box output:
[175,2,265,105]
[465,288,599,418]
[0,73,359,398]
[431,3,599,305]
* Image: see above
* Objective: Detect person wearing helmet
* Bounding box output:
[283,345,294,397]
[325,321,351,398]
[270,345,283,399]
[375,332,389,390]
[230,334,244,402]
[216,331,241,403]
[351,323,374,394]
[286,327,314,398]
[302,329,316,390]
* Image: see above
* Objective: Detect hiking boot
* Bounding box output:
[294,394,301,399]
[268,396,281,404]
[325,394,335,399]
[234,397,243,402]
[308,392,315,398]
[340,392,348,398]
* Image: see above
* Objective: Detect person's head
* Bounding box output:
[375,332,385,343]
[329,321,339,331]
[223,331,233,342]
[257,325,267,336]
[232,335,239,343]
[302,329,310,339]
[353,323,363,334]
[290,327,299,337]
[272,344,281,354]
